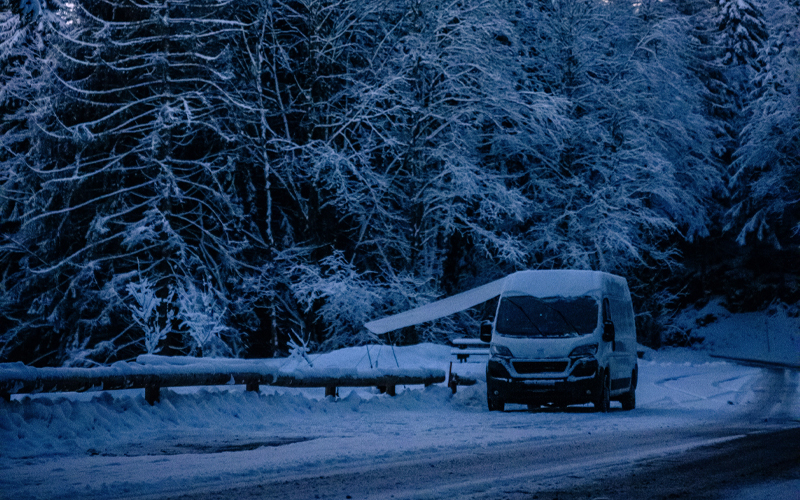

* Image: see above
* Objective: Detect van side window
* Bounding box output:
[609,298,632,333]
[602,298,612,323]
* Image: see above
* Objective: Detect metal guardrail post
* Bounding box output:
[145,383,161,405]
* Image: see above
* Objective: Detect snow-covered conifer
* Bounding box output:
[716,0,769,68]
[727,0,800,248]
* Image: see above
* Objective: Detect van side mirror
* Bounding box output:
[479,322,493,343]
[602,320,616,343]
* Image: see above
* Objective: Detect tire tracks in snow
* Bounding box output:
[736,367,799,423]
[150,423,798,500]
[504,426,800,500]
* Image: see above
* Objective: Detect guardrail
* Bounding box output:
[709,354,799,370]
[0,357,446,404]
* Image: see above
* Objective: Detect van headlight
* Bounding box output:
[490,344,514,358]
[569,343,598,377]
[569,343,598,358]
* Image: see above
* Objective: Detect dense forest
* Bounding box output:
[1,0,798,366]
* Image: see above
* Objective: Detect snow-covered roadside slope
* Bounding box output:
[672,298,800,367]
[1,340,798,499]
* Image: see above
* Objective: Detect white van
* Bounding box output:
[480,270,638,412]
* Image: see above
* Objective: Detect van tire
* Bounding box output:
[594,373,610,413]
[620,367,637,411]
[620,388,636,410]
[488,397,505,412]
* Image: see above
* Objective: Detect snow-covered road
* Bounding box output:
[160,425,799,500]
[2,345,798,499]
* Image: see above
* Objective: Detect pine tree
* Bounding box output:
[1,0,255,364]
[0,1,85,365]
[728,0,800,250]
[716,0,769,68]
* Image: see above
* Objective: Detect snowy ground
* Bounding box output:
[671,298,800,367]
[1,303,798,499]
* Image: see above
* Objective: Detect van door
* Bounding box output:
[606,297,636,393]
[601,298,618,383]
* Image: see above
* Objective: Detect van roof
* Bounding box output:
[502,270,629,299]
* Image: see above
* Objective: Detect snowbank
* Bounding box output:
[672,298,800,367]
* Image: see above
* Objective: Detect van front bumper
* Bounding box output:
[486,358,599,406]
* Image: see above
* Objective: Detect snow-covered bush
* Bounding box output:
[177,279,230,357]
[125,273,173,355]
[290,252,383,351]
[287,329,314,367]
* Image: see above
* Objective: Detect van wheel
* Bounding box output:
[488,397,505,412]
[594,373,610,413]
[620,368,637,411]
[620,388,636,410]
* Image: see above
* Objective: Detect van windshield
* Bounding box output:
[495,295,598,337]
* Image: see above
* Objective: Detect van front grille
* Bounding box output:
[514,361,567,374]
[513,361,568,374]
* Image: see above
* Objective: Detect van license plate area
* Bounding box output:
[513,361,568,374]
[522,379,557,386]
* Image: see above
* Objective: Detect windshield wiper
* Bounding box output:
[509,295,583,336]
[503,296,543,335]
[537,298,581,336]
